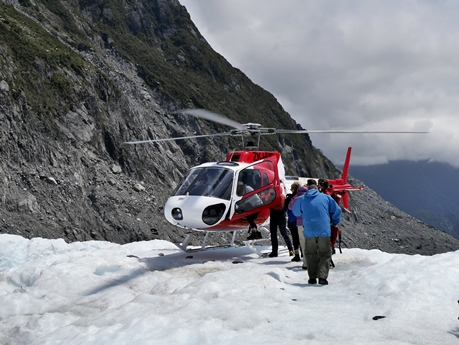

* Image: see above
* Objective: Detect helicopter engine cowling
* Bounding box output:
[164,195,230,230]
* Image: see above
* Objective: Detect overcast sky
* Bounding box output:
[179,0,459,167]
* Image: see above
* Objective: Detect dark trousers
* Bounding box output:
[270,216,293,254]
[247,213,258,229]
[288,221,300,250]
[304,236,332,280]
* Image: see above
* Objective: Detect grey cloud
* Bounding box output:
[180,0,459,167]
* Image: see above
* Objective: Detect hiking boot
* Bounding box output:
[289,250,294,256]
[318,278,328,285]
[247,231,262,240]
[308,279,317,284]
[291,255,301,262]
[268,252,278,258]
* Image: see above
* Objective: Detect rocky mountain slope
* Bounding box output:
[1,0,458,255]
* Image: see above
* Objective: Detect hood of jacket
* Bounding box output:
[296,186,308,197]
[305,189,320,198]
[288,185,308,211]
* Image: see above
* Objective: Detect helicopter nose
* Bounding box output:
[164,196,228,229]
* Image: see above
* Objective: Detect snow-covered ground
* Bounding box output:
[0,234,458,345]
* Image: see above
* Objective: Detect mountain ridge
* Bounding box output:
[350,160,459,240]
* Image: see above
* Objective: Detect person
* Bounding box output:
[318,178,331,193]
[236,182,264,240]
[245,213,261,239]
[268,192,294,258]
[288,185,308,268]
[292,179,341,285]
[189,174,210,195]
[318,178,342,255]
[286,182,301,261]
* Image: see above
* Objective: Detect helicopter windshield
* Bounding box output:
[174,167,234,200]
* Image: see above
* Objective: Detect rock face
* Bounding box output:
[0,0,458,255]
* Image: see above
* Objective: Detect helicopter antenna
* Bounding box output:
[227,148,237,161]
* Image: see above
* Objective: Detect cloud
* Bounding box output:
[180,0,459,167]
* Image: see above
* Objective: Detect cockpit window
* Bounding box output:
[174,167,234,200]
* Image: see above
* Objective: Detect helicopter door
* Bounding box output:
[231,160,279,217]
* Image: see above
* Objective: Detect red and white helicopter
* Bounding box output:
[124,109,427,251]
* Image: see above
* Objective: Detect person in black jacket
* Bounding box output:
[267,189,295,258]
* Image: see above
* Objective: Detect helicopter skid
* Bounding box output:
[243,240,292,258]
[242,238,271,256]
[173,227,290,258]
[174,233,194,252]
[173,230,238,252]
[242,225,295,257]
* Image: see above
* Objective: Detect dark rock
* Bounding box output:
[373,316,386,321]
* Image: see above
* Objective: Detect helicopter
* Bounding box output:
[124,109,427,251]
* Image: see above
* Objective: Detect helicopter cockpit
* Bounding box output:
[174,166,234,200]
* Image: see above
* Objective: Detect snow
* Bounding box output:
[1,234,458,345]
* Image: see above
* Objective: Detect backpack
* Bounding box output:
[271,193,285,211]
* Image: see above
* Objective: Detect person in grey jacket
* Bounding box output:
[292,179,341,285]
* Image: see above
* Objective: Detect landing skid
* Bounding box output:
[243,238,271,256]
[242,241,290,257]
[173,225,280,257]
[242,225,273,257]
[174,230,238,252]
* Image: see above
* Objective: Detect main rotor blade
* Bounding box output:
[174,109,246,130]
[123,132,232,145]
[273,129,430,134]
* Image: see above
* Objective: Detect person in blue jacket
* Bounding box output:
[292,179,341,285]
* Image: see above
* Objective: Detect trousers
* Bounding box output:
[304,236,332,280]
[288,221,300,250]
[297,226,307,268]
[269,215,293,254]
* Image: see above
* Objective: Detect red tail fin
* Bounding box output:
[342,192,349,211]
[341,147,352,183]
[329,147,361,213]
